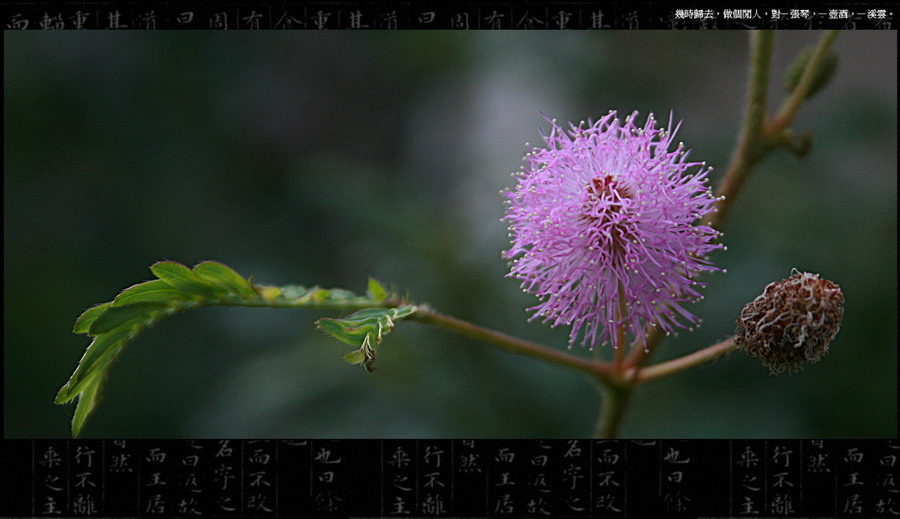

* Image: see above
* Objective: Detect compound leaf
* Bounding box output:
[317,305,417,372]
[60,261,405,436]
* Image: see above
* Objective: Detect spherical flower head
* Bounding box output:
[502,110,725,351]
[735,270,844,374]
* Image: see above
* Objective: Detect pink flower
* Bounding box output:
[503,111,725,351]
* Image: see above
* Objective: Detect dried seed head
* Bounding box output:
[734,269,844,374]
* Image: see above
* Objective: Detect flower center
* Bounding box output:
[588,174,613,196]
[581,173,633,259]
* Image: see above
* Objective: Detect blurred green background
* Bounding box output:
[5,31,895,439]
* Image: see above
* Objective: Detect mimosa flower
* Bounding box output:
[503,111,725,350]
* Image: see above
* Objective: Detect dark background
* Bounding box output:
[5,31,896,438]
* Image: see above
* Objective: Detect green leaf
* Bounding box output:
[89,302,167,335]
[367,277,388,302]
[71,370,105,438]
[58,300,183,435]
[316,318,364,346]
[73,303,112,335]
[56,327,132,404]
[785,45,838,100]
[113,279,187,307]
[342,349,367,365]
[317,305,417,372]
[59,296,188,435]
[193,261,257,299]
[150,261,220,298]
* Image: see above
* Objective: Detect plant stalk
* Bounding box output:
[703,31,774,231]
[411,306,613,382]
[629,338,737,383]
[594,379,632,439]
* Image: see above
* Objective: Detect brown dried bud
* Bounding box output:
[734,269,844,374]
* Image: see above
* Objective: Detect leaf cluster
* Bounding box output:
[57,261,408,436]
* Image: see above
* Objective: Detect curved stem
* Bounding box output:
[394,303,645,437]
[223,292,615,383]
[629,338,736,383]
[411,306,613,382]
[703,31,774,231]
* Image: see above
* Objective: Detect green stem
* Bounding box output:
[230,292,617,384]
[703,31,774,231]
[217,298,394,310]
[594,379,633,439]
[411,306,612,382]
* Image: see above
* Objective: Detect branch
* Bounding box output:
[59,260,614,437]
[629,338,737,383]
[412,306,612,382]
[703,31,774,231]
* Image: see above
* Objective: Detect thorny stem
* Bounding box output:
[702,31,774,231]
[704,30,839,231]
